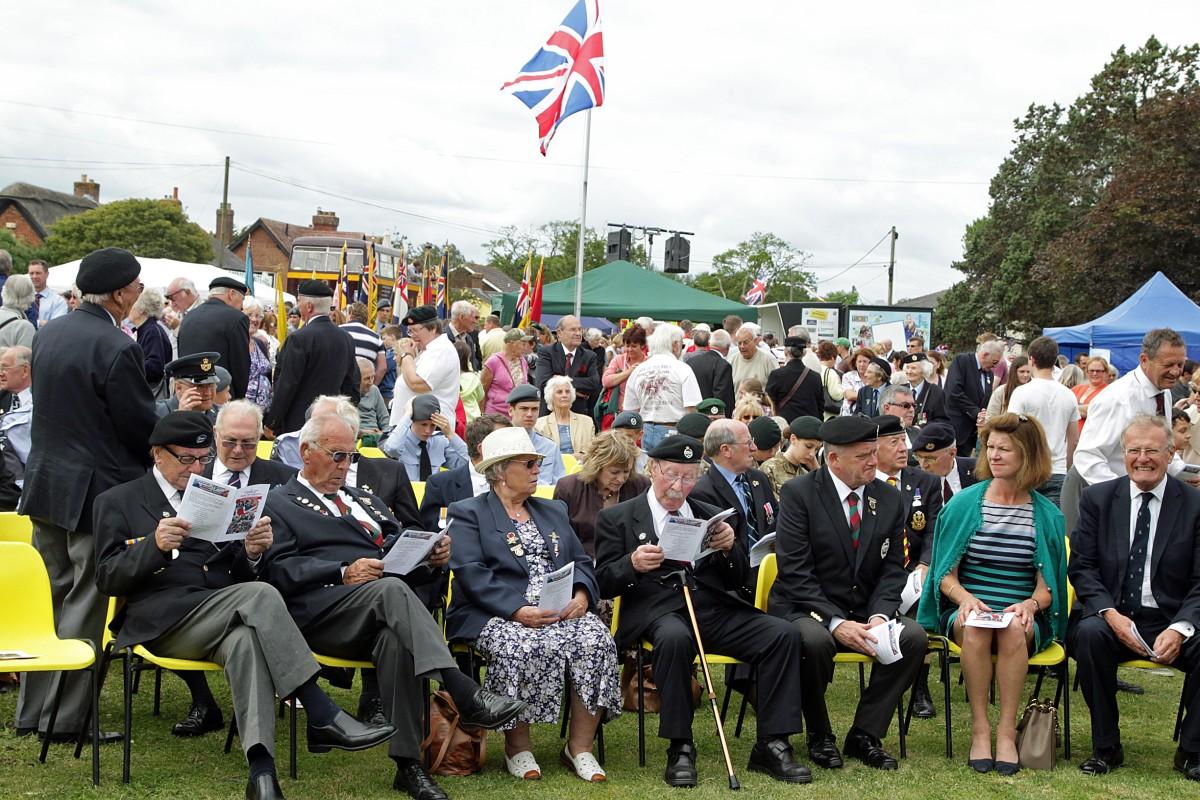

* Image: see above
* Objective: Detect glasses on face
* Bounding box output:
[165,289,184,300]
[220,438,258,451]
[1087,368,1107,374]
[511,456,544,470]
[1125,447,1167,458]
[657,468,699,487]
[318,445,360,464]
[727,438,753,448]
[165,447,215,465]
[888,401,916,410]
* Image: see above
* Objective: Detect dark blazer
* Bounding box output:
[687,349,735,415]
[943,352,994,448]
[445,492,599,643]
[445,326,482,372]
[177,297,251,400]
[1069,475,1200,628]
[358,456,421,528]
[203,456,297,488]
[533,342,601,416]
[766,360,827,421]
[94,472,261,648]
[264,315,360,434]
[768,465,907,626]
[955,457,978,490]
[553,472,651,557]
[595,494,749,650]
[420,465,472,532]
[911,381,948,424]
[263,477,439,629]
[892,467,943,568]
[19,302,158,534]
[135,319,173,388]
[689,465,778,589]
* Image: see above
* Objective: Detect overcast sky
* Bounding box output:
[4,2,1197,303]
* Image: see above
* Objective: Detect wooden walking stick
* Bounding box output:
[680,576,741,790]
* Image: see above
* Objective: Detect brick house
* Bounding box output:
[228,208,367,275]
[0,176,99,247]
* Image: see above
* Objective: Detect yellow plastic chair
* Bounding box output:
[0,542,100,784]
[256,440,274,460]
[532,485,555,500]
[0,511,33,544]
[411,481,425,506]
[359,446,386,460]
[561,453,580,475]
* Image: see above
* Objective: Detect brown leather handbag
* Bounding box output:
[420,690,487,776]
[1016,697,1058,770]
[620,656,702,712]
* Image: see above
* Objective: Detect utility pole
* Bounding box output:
[887,226,898,305]
[217,156,231,259]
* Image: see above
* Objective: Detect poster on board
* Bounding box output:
[800,307,840,341]
[847,306,933,351]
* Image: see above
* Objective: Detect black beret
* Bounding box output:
[612,411,642,430]
[214,366,232,392]
[819,415,878,445]
[788,415,823,441]
[149,411,214,448]
[166,351,221,384]
[647,435,703,464]
[411,394,440,421]
[76,247,140,294]
[675,412,712,440]
[210,276,248,293]
[403,305,437,325]
[871,414,905,437]
[298,279,333,298]
[870,357,892,378]
[507,384,540,405]
[913,422,956,453]
[748,416,782,450]
[783,336,807,348]
[697,398,726,416]
[902,352,927,365]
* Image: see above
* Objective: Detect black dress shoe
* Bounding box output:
[748,738,813,784]
[1174,748,1200,781]
[1116,678,1144,695]
[15,727,36,738]
[394,761,449,800]
[967,757,994,773]
[807,732,844,769]
[246,773,285,800]
[911,684,936,719]
[456,688,525,730]
[41,729,123,745]
[307,710,395,753]
[995,760,1020,777]
[173,703,224,737]
[664,741,697,788]
[1080,744,1124,775]
[356,695,388,727]
[844,729,897,770]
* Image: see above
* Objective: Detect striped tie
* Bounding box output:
[846,491,861,549]
[887,476,907,561]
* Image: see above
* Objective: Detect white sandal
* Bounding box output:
[561,745,607,782]
[505,749,542,780]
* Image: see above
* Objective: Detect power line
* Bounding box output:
[816,231,893,284]
[0,155,220,167]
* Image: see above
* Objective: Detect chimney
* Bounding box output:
[311,208,339,232]
[215,202,235,245]
[73,174,100,203]
[164,187,181,207]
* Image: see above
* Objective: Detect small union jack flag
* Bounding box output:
[743,274,769,305]
[502,0,605,155]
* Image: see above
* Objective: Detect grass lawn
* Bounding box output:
[0,661,1189,799]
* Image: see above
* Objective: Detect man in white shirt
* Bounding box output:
[25,259,69,327]
[729,324,777,388]
[624,324,701,450]
[389,304,461,427]
[1007,336,1080,507]
[478,314,506,362]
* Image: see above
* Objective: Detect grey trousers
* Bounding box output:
[151,582,319,758]
[302,578,458,759]
[16,520,107,733]
[1060,467,1087,537]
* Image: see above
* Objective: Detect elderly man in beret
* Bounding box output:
[902,352,948,425]
[95,412,395,800]
[595,435,809,787]
[761,416,823,496]
[911,422,978,504]
[155,351,223,420]
[16,247,159,743]
[381,394,469,482]
[769,415,928,772]
[389,304,461,429]
[265,280,360,435]
[507,384,565,485]
[177,275,251,400]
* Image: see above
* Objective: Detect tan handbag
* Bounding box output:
[420,690,487,776]
[620,656,702,712]
[1015,698,1058,770]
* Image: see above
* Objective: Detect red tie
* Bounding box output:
[329,493,383,546]
[943,479,953,505]
[565,351,573,374]
[846,492,861,550]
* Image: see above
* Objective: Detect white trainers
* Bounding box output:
[560,745,607,782]
[505,749,542,780]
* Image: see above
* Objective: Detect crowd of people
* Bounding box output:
[4,244,1200,798]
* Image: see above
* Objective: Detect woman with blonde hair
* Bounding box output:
[553,431,650,557]
[1073,356,1111,431]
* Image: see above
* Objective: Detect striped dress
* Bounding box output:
[940,500,1051,651]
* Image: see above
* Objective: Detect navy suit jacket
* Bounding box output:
[420,465,472,531]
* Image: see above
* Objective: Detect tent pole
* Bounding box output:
[573,110,592,318]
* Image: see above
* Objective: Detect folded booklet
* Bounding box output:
[537,562,575,613]
[381,529,446,576]
[965,610,1014,629]
[657,508,737,564]
[868,618,906,665]
[178,474,270,543]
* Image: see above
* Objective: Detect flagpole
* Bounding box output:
[572,109,592,318]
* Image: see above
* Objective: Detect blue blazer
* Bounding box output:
[445,491,598,642]
[420,465,473,531]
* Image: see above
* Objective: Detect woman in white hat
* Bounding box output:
[445,427,619,783]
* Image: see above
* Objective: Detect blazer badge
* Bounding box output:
[549,531,560,558]
[880,539,890,558]
[296,495,329,516]
[867,496,877,513]
[911,510,926,531]
[505,531,525,558]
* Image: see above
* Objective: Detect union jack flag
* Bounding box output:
[502,0,605,155]
[743,274,769,305]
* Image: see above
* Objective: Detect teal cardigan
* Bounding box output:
[916,480,1068,642]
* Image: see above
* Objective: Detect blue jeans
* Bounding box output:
[1037,474,1065,508]
[641,422,675,451]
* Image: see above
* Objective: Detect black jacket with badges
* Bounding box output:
[203,456,297,487]
[688,465,777,593]
[888,466,943,569]
[94,472,262,649]
[357,456,421,529]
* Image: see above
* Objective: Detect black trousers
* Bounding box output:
[791,615,927,740]
[644,598,804,742]
[1067,611,1200,752]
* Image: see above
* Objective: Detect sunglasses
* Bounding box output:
[888,402,916,410]
[511,456,544,470]
[318,445,360,464]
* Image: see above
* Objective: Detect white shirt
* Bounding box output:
[943,465,963,498]
[212,457,248,488]
[647,488,693,536]
[153,467,183,512]
[1075,366,1181,484]
[1122,478,1194,640]
[825,468,886,632]
[389,333,461,427]
[1007,377,1080,473]
[296,473,380,537]
[623,353,702,423]
[468,461,490,497]
[32,287,69,326]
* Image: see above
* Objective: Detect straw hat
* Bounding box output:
[476,428,542,472]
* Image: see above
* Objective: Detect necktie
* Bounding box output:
[846,491,861,550]
[886,476,897,487]
[1121,492,1153,613]
[735,473,759,548]
[418,440,433,480]
[227,472,242,489]
[943,478,953,505]
[1155,392,1166,417]
[328,493,384,546]
[30,293,41,325]
[9,395,18,410]
[565,351,574,375]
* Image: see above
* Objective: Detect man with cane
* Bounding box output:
[595,436,809,788]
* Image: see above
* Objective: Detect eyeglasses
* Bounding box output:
[164,289,186,300]
[656,466,700,486]
[1086,369,1107,374]
[318,445,360,464]
[164,447,215,465]
[220,438,259,451]
[1125,447,1167,458]
[888,402,916,410]
[510,456,544,469]
[726,438,753,448]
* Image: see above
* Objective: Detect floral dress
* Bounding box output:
[474,517,621,730]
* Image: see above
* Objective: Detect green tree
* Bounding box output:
[0,230,39,273]
[42,198,214,264]
[682,231,815,303]
[482,220,644,283]
[824,287,860,305]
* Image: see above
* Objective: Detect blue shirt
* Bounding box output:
[529,430,565,486]
[379,349,397,401]
[383,422,468,481]
[712,462,749,516]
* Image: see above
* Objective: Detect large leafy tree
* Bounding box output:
[42,198,214,264]
[681,231,815,303]
[935,37,1200,349]
[482,221,646,283]
[0,230,39,273]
